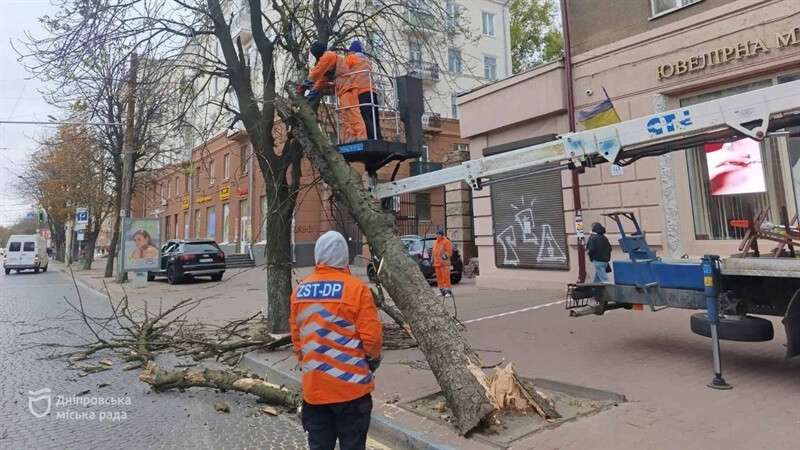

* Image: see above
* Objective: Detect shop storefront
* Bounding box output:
[459,0,800,290]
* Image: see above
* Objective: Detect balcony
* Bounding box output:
[409,161,443,176]
[409,60,439,83]
[422,112,442,130]
[405,6,437,31]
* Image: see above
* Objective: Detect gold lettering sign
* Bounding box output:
[196,195,212,204]
[657,27,799,80]
[219,185,231,201]
[181,198,190,211]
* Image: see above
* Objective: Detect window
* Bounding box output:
[206,206,217,240]
[447,48,462,74]
[222,203,230,242]
[184,173,189,193]
[419,145,430,162]
[223,154,230,179]
[446,0,459,29]
[651,0,702,17]
[682,81,798,240]
[409,40,422,67]
[240,145,250,175]
[175,176,180,196]
[240,199,251,244]
[481,11,495,37]
[183,212,189,239]
[484,55,497,80]
[166,180,171,198]
[450,94,459,119]
[8,242,20,252]
[260,195,267,241]
[415,193,431,221]
[193,170,199,189]
[208,159,215,185]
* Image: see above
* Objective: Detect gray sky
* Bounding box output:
[0,0,59,226]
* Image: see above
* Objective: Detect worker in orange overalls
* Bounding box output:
[290,230,383,450]
[345,40,382,140]
[432,226,453,296]
[306,41,367,143]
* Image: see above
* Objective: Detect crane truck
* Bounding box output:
[356,79,800,389]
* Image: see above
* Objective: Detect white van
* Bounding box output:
[4,235,49,274]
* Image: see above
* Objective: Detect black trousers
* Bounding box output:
[358,91,383,140]
[301,394,372,450]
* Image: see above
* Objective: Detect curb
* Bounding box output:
[241,352,456,450]
[51,262,110,300]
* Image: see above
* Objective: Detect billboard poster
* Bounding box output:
[123,218,160,271]
[705,138,766,196]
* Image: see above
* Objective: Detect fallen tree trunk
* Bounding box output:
[139,362,301,409]
[280,98,496,434]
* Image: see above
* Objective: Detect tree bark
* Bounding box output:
[81,229,99,270]
[263,178,296,334]
[281,99,496,435]
[105,181,122,277]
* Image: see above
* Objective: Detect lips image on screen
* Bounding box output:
[704,138,767,196]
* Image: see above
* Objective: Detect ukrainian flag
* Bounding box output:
[577,98,621,130]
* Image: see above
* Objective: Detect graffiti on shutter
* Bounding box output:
[491,165,569,269]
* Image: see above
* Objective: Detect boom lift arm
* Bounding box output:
[371,80,800,199]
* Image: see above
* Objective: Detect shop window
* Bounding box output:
[222,203,230,243]
[682,82,797,240]
[651,0,702,18]
[194,209,202,239]
[206,206,217,240]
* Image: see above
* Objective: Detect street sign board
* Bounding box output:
[76,230,85,241]
[75,207,89,231]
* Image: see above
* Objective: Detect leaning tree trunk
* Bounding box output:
[263,178,298,334]
[81,229,99,270]
[282,99,496,435]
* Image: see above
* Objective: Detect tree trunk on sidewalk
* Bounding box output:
[281,99,496,435]
[81,229,99,270]
[104,194,121,278]
[263,183,296,334]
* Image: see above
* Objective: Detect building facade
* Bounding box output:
[459,0,800,289]
[133,118,471,265]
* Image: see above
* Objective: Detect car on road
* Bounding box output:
[367,234,463,285]
[147,239,225,284]
[3,234,49,275]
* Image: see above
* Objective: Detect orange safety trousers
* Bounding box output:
[289,266,382,405]
[338,89,367,143]
[435,265,451,289]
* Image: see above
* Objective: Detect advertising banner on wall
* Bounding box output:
[705,138,766,196]
[122,218,160,271]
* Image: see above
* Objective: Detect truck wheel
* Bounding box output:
[42,265,47,273]
[690,313,774,342]
[34,267,40,274]
[210,273,223,282]
[4,268,9,275]
[146,272,155,282]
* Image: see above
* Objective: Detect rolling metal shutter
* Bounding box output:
[491,165,569,270]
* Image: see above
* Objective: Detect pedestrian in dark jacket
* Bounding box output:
[587,222,612,283]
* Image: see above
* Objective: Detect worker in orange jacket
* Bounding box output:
[305,41,367,143]
[290,230,383,450]
[345,40,382,140]
[432,226,453,296]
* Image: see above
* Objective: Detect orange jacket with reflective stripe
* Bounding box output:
[289,265,383,405]
[308,51,354,94]
[344,52,375,95]
[432,236,452,268]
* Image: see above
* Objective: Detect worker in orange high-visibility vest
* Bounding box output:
[305,41,367,143]
[432,226,453,296]
[345,40,382,140]
[290,230,383,450]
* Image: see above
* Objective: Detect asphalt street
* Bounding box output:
[0,265,309,450]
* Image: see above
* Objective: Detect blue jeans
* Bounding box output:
[592,261,610,283]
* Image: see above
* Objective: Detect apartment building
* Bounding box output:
[459,0,800,289]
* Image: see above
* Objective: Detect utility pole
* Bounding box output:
[116,53,138,283]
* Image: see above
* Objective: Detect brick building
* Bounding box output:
[132,117,472,266]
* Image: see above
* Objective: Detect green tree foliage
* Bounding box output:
[510,0,564,73]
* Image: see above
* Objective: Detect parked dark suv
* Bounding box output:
[147,239,225,284]
[367,235,462,285]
